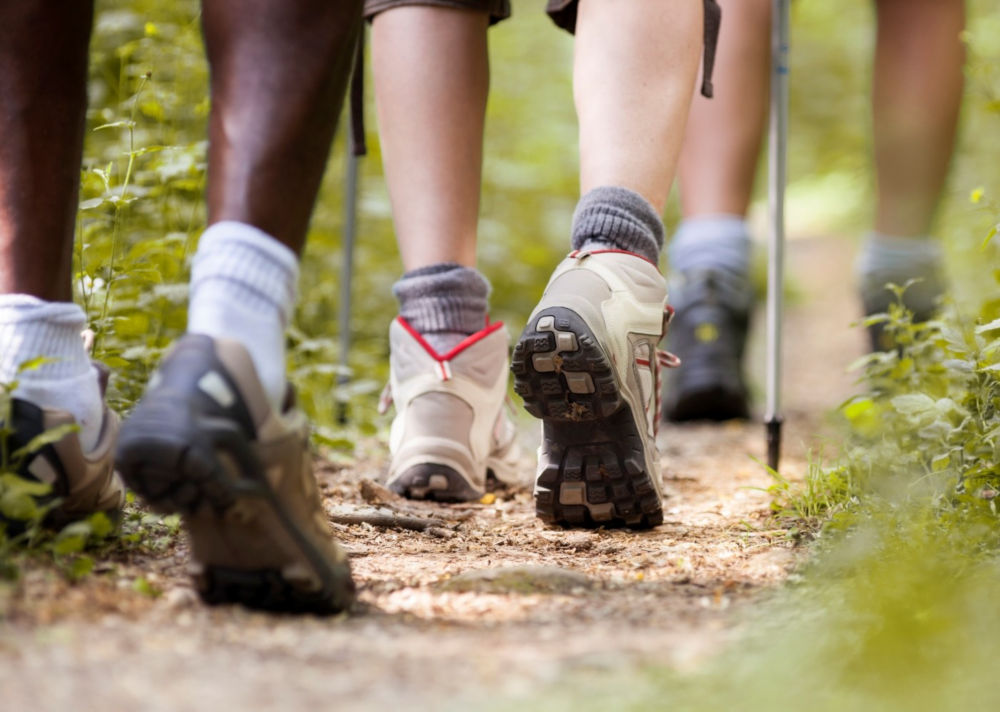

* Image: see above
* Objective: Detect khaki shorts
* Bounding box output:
[363,0,581,32]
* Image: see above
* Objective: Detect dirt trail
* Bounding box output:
[0,236,864,712]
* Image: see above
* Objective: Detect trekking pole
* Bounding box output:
[337,123,360,425]
[337,30,367,425]
[765,0,790,471]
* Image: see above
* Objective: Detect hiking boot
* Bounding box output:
[116,334,354,614]
[661,269,752,422]
[860,268,945,352]
[2,368,125,528]
[382,318,520,502]
[511,249,671,529]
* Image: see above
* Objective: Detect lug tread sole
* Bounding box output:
[387,463,483,503]
[117,404,353,615]
[512,307,663,529]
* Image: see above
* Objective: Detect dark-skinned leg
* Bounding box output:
[202,0,363,255]
[0,0,93,301]
[117,0,363,613]
[0,2,124,520]
[182,0,363,410]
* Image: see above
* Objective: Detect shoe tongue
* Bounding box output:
[422,331,469,356]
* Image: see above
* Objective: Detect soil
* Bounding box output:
[0,235,864,712]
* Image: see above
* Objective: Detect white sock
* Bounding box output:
[187,221,299,412]
[0,295,103,451]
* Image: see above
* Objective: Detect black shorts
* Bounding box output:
[363,0,581,32]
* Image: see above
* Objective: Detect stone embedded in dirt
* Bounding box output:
[435,565,595,595]
[537,531,595,550]
[359,479,403,506]
[158,587,199,611]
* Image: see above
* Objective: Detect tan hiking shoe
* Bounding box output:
[381,317,520,501]
[116,334,354,614]
[4,390,125,527]
[512,249,672,529]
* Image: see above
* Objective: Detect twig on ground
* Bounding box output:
[326,504,450,532]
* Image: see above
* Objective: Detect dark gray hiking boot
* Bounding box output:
[116,334,354,614]
[661,269,752,422]
[859,267,945,352]
[512,249,669,530]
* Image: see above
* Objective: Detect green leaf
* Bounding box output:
[79,197,107,211]
[0,490,41,521]
[0,473,52,498]
[931,453,951,472]
[16,356,56,374]
[66,555,95,581]
[93,120,135,132]
[132,576,161,598]
[975,317,1000,334]
[891,393,936,416]
[86,512,115,539]
[11,423,79,461]
[52,535,86,556]
[981,224,998,250]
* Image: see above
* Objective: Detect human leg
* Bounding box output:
[372,5,491,272]
[0,1,124,523]
[116,0,362,613]
[513,0,702,528]
[369,3,519,502]
[871,0,964,241]
[664,0,771,421]
[858,0,964,345]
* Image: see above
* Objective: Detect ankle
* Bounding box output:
[570,186,664,264]
[393,263,490,353]
[187,221,299,412]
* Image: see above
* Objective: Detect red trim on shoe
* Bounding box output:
[568,248,661,271]
[395,316,505,362]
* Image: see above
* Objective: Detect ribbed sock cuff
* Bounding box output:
[856,232,942,279]
[392,263,490,335]
[570,186,664,263]
[0,295,91,382]
[669,214,752,276]
[189,221,300,331]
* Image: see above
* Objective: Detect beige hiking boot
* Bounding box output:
[512,249,673,529]
[381,317,520,501]
[4,377,125,527]
[116,334,354,614]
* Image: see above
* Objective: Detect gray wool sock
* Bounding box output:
[393,263,490,353]
[570,186,665,264]
[669,215,751,277]
[856,232,945,316]
[668,214,753,309]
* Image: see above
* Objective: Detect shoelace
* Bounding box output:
[377,382,393,416]
[654,305,682,432]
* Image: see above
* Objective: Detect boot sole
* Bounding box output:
[387,463,483,503]
[512,307,663,529]
[663,366,750,422]
[117,397,354,614]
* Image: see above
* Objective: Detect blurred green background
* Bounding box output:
[78,0,999,439]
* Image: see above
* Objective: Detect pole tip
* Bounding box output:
[765,417,783,472]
